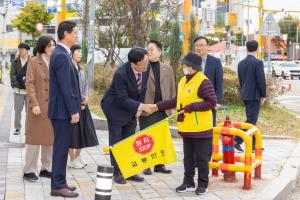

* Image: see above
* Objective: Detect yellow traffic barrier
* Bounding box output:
[210,121,263,190]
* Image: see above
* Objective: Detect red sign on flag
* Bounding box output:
[133,135,154,155]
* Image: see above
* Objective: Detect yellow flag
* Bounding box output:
[111,119,177,179]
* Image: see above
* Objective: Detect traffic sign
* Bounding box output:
[260,13,281,36]
[47,8,58,13]
[11,0,25,8]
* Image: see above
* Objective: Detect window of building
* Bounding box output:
[46,26,55,34]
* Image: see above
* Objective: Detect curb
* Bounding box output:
[91,113,296,140]
[258,139,300,200]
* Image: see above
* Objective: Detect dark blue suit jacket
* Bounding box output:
[204,54,223,104]
[48,44,81,120]
[238,55,266,101]
[101,62,149,126]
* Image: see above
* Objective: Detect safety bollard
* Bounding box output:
[221,116,236,182]
[95,165,114,200]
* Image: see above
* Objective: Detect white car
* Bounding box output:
[272,62,300,79]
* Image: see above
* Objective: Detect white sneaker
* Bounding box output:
[78,156,87,166]
[68,158,84,169]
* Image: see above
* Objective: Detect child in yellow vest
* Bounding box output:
[154,52,217,195]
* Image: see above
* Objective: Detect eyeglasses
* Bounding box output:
[136,62,147,67]
[195,44,208,48]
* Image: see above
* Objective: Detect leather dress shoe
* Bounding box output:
[143,168,152,175]
[126,174,144,182]
[113,174,126,184]
[154,165,172,174]
[50,188,79,198]
[66,184,76,191]
[234,144,244,152]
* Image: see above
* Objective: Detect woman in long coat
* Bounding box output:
[23,36,56,181]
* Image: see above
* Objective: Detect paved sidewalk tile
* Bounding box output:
[1,84,298,200]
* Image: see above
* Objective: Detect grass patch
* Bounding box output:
[218,104,300,138]
[89,92,300,138]
[88,92,105,118]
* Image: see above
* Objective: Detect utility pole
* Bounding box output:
[0,0,7,67]
[183,0,192,55]
[58,0,67,24]
[247,0,249,41]
[225,0,232,66]
[82,0,89,64]
[258,0,263,60]
[87,0,95,93]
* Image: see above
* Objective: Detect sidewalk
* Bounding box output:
[0,83,299,200]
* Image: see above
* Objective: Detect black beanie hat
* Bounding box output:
[181,52,202,71]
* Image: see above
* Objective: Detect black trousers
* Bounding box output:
[235,100,260,145]
[212,109,217,127]
[139,112,167,169]
[108,119,136,175]
[183,137,212,188]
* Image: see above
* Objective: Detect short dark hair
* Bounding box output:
[128,47,147,64]
[18,43,30,50]
[246,40,258,52]
[193,36,209,45]
[70,44,82,55]
[147,40,163,50]
[35,36,56,54]
[57,21,77,40]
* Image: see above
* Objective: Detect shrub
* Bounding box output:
[93,64,117,93]
[223,67,241,105]
[222,67,278,105]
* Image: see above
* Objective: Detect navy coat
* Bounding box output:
[101,62,149,126]
[204,54,223,104]
[238,55,266,101]
[48,45,81,120]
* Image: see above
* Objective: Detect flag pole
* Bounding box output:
[103,110,184,152]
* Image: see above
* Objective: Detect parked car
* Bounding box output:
[272,62,300,79]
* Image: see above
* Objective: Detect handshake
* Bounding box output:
[136,103,158,118]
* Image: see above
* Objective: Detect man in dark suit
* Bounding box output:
[48,21,81,198]
[234,40,266,152]
[101,47,154,184]
[194,36,223,126]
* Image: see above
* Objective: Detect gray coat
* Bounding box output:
[75,65,89,102]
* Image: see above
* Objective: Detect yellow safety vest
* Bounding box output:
[176,72,213,133]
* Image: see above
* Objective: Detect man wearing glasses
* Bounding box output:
[194,36,223,127]
[101,47,154,184]
[139,40,176,175]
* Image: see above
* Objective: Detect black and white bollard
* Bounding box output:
[95,165,114,200]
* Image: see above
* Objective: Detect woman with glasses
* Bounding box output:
[23,36,56,181]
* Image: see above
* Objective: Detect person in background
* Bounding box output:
[194,36,223,126]
[139,40,176,175]
[23,36,56,181]
[10,43,30,135]
[152,52,217,195]
[234,40,266,152]
[68,44,99,169]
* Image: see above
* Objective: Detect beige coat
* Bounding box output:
[143,62,176,116]
[25,55,53,145]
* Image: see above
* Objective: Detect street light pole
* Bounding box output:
[87,0,95,93]
[258,0,263,60]
[247,0,249,41]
